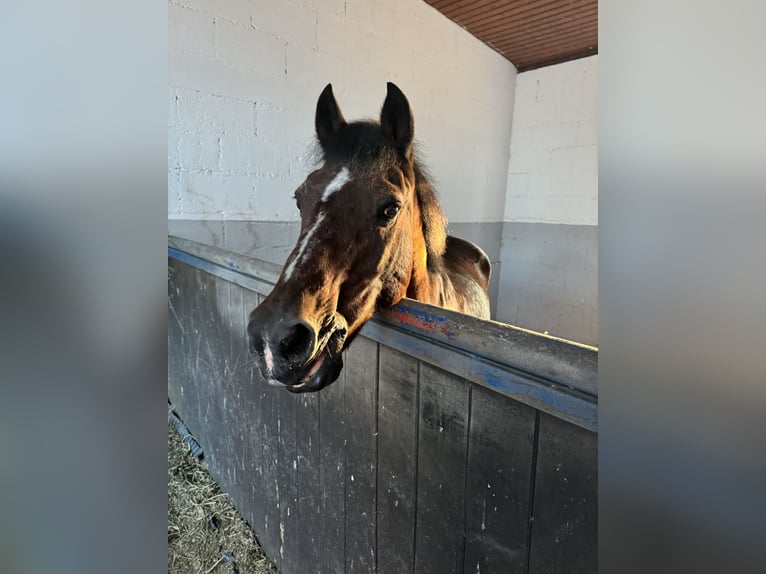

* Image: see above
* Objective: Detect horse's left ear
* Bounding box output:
[380,82,414,159]
[316,83,346,148]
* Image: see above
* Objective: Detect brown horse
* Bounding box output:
[247,83,490,392]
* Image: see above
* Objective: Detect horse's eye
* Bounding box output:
[381,204,401,221]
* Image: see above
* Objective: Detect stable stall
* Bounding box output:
[168,221,597,573]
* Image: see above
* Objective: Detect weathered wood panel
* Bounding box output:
[221,282,250,520]
[527,413,598,574]
[167,259,187,410]
[277,389,299,571]
[168,260,200,429]
[414,364,470,573]
[168,250,598,574]
[213,277,238,496]
[237,287,266,543]
[318,356,347,573]
[256,346,282,568]
[463,386,536,574]
[188,269,224,465]
[343,337,379,573]
[215,287,279,566]
[295,391,321,567]
[377,348,419,574]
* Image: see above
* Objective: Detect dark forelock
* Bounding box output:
[316,120,448,266]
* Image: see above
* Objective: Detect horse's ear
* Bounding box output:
[380,82,414,158]
[315,83,346,148]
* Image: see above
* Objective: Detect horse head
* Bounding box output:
[247,82,483,393]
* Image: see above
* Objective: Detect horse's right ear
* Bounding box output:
[380,82,414,159]
[315,83,346,148]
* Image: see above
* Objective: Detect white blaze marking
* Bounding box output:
[282,166,351,281]
[283,212,325,281]
[321,166,350,201]
[264,341,274,374]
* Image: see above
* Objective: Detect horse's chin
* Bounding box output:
[283,348,343,393]
[281,327,346,393]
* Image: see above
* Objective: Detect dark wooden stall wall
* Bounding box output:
[168,258,597,574]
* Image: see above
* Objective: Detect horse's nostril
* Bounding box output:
[278,323,313,363]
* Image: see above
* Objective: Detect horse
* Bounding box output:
[247,82,491,392]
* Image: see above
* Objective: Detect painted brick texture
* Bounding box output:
[504,56,598,226]
[168,0,517,221]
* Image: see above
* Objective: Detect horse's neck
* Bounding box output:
[406,254,458,309]
[405,181,460,308]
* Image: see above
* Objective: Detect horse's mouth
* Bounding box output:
[280,328,346,393]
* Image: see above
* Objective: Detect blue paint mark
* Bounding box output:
[397,304,448,324]
[478,368,595,431]
[227,261,241,269]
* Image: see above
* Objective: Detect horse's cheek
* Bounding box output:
[380,257,412,308]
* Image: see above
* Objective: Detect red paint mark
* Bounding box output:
[378,307,456,339]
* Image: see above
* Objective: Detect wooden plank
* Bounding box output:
[528,413,597,574]
[201,276,233,486]
[168,260,201,424]
[423,0,598,70]
[182,263,206,428]
[377,347,419,574]
[215,278,234,374]
[238,287,266,545]
[295,391,321,569]
[463,386,536,573]
[516,48,598,72]
[457,2,595,37]
[184,268,222,460]
[414,364,470,573]
[449,0,590,32]
[250,293,283,568]
[343,336,379,573]
[168,246,275,298]
[167,258,187,408]
[176,264,204,436]
[318,350,347,573]
[187,274,246,526]
[495,24,599,56]
[479,13,598,45]
[277,389,299,572]
[216,278,239,495]
[168,236,281,288]
[372,303,597,397]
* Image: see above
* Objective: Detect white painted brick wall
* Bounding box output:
[168,0,516,222]
[169,3,216,58]
[504,56,598,226]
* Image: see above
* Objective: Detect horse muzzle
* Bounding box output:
[247,308,347,392]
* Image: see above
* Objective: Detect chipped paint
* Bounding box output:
[379,304,456,339]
